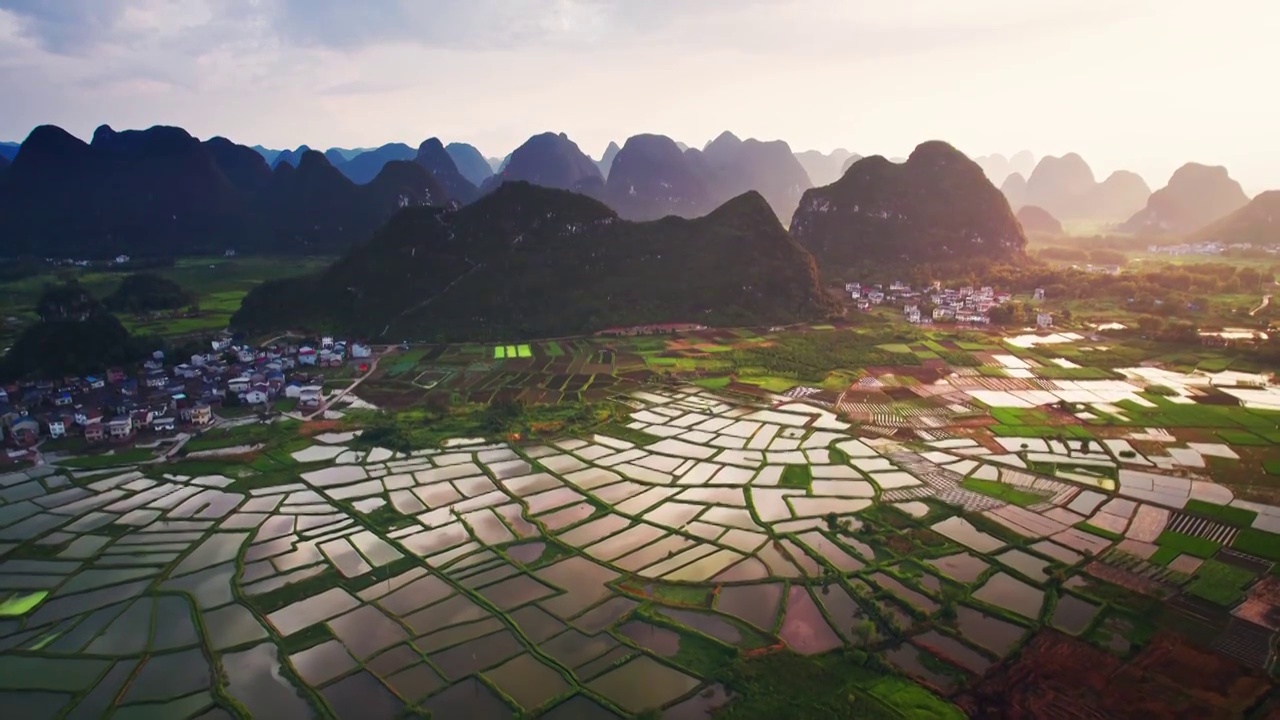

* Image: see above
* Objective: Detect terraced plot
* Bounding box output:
[2,382,1278,717]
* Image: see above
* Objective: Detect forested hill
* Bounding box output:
[232,182,836,340]
[790,141,1028,278]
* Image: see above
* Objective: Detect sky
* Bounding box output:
[0,0,1277,194]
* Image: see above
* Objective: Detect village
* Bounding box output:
[0,332,376,458]
[846,281,1055,329]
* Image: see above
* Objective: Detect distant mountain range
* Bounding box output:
[972,151,1036,187]
[1187,191,1280,245]
[795,149,859,187]
[1007,153,1151,224]
[1123,163,1250,235]
[2,125,1267,261]
[790,141,1027,275]
[0,125,451,256]
[584,131,814,222]
[232,182,834,340]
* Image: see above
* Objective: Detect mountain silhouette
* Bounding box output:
[0,125,445,256]
[791,141,1027,275]
[601,134,718,220]
[233,182,834,339]
[444,142,494,187]
[795,149,859,187]
[1123,163,1250,234]
[597,141,621,178]
[335,143,417,184]
[1001,172,1028,209]
[414,138,478,204]
[1020,154,1150,222]
[1187,190,1280,245]
[701,131,812,220]
[1016,205,1063,235]
[480,132,604,196]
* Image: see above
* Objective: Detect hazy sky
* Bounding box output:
[1,0,1276,193]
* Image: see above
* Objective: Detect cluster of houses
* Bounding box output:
[0,333,375,454]
[1148,241,1273,257]
[846,281,1055,329]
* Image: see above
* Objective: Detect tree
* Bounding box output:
[854,619,876,645]
[36,280,99,321]
[824,512,840,532]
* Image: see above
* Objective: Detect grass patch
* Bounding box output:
[669,627,738,675]
[1184,559,1257,606]
[692,376,732,390]
[959,478,1048,507]
[58,447,156,468]
[736,375,801,393]
[543,341,564,357]
[989,425,1095,439]
[1075,522,1124,542]
[184,420,302,453]
[1263,460,1280,476]
[1154,530,1221,559]
[780,465,813,490]
[1183,500,1258,528]
[1147,546,1182,566]
[1214,429,1271,446]
[1231,528,1280,562]
[644,584,714,607]
[0,591,48,617]
[715,652,963,720]
[595,422,661,447]
[877,343,915,354]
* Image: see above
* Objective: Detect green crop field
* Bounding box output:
[960,478,1048,507]
[1185,560,1256,606]
[1154,530,1221,558]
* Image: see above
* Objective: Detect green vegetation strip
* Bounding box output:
[58,448,155,469]
[1182,500,1258,528]
[1231,528,1280,562]
[1075,522,1124,542]
[715,652,964,720]
[959,478,1047,508]
[1154,530,1221,559]
[0,591,48,617]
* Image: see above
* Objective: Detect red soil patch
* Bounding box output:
[956,631,1272,719]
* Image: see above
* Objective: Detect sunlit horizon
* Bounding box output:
[1,0,1277,193]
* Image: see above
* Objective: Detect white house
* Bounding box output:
[1033,288,1045,301]
[933,307,956,321]
[298,347,318,366]
[46,417,67,439]
[242,389,269,406]
[1037,312,1054,328]
[227,377,251,393]
[351,343,373,359]
[114,254,131,265]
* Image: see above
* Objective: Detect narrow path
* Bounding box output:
[379,257,483,338]
[1249,294,1272,317]
[304,349,389,419]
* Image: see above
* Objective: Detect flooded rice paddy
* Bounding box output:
[0,383,1266,717]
